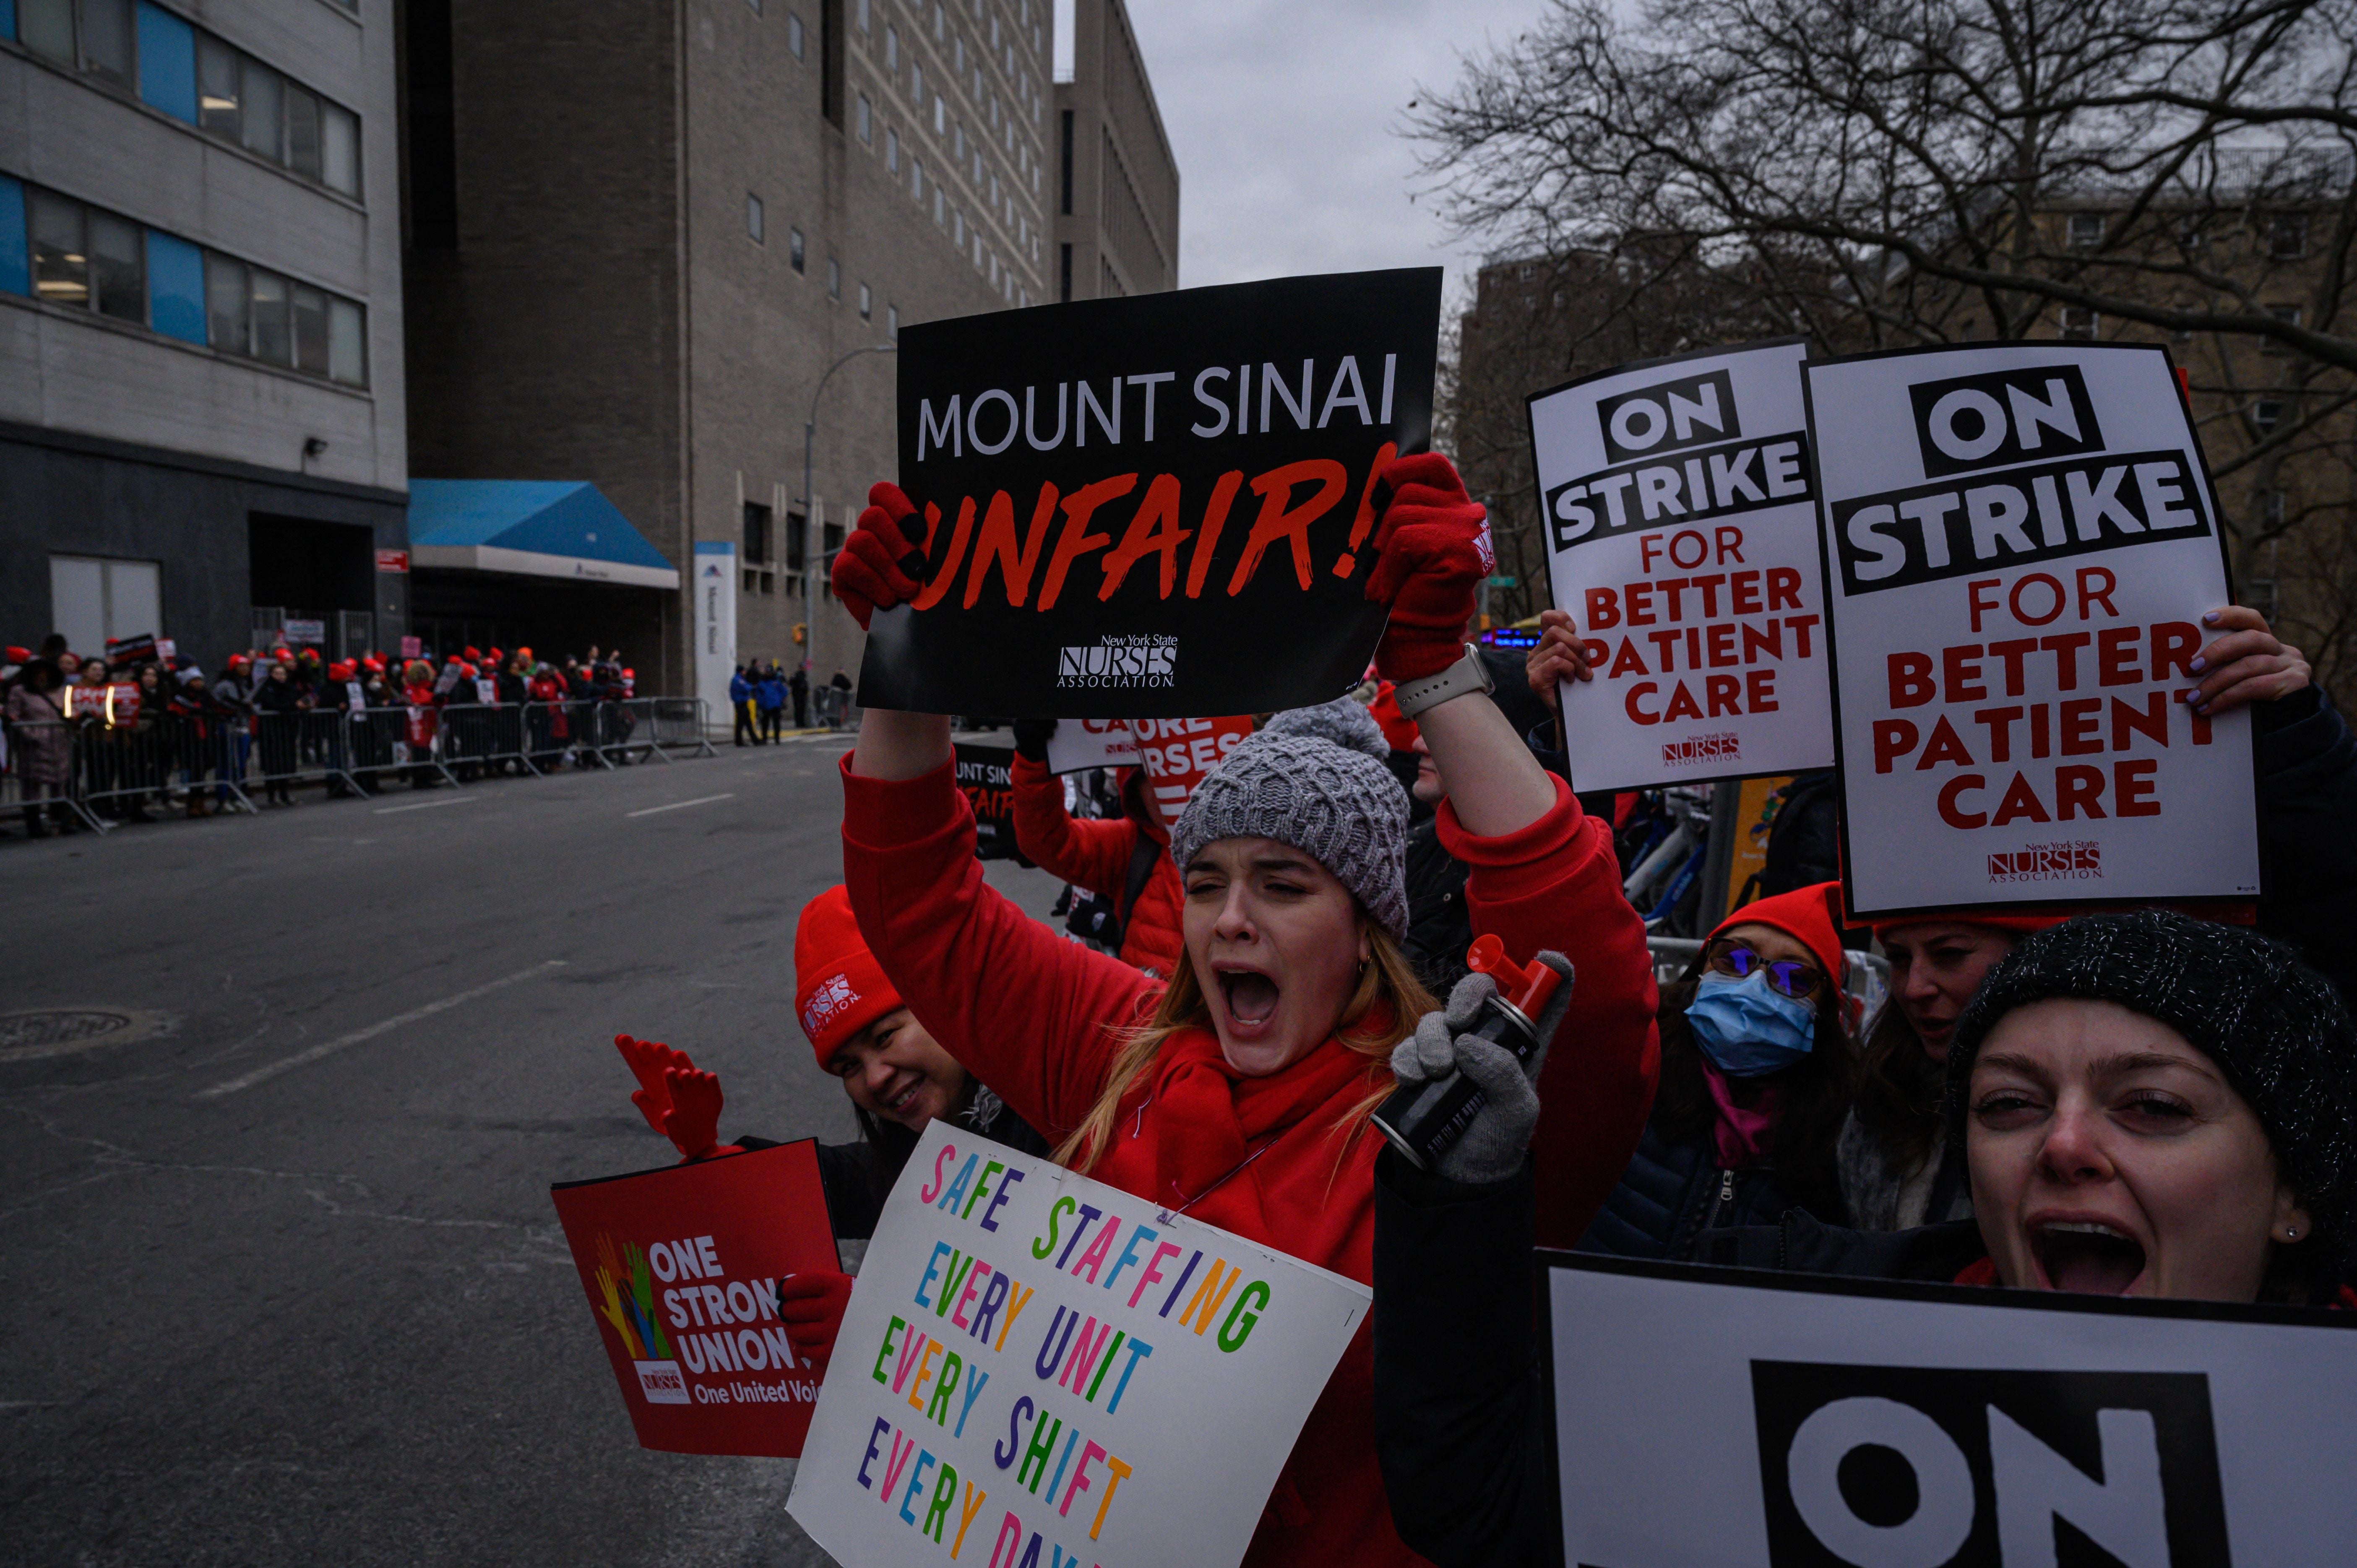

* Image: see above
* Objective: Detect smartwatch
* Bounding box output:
[1393,643,1494,719]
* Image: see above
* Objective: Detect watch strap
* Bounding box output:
[1393,643,1492,719]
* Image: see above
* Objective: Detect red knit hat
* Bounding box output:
[1367,681,1419,751]
[1709,880,1849,989]
[794,885,903,1067]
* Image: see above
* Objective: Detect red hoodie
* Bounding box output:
[1008,754,1186,978]
[841,757,1658,1567]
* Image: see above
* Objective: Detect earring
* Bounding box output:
[2282,1225,2301,1241]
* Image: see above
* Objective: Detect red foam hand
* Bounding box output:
[615,1033,697,1136]
[1364,452,1490,681]
[659,1065,740,1162]
[775,1270,856,1373]
[830,482,925,630]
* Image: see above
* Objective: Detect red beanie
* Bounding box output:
[794,885,903,1068]
[1367,681,1420,752]
[1710,880,1849,987]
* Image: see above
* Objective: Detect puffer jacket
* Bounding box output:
[1008,753,1185,978]
[1573,1113,1798,1260]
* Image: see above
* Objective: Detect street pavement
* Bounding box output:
[0,733,1066,1567]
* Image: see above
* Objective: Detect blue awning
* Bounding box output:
[407,481,680,590]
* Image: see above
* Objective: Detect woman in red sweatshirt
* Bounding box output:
[829,453,1658,1566]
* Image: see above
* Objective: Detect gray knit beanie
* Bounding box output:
[1948,910,2357,1278]
[1168,700,1410,939]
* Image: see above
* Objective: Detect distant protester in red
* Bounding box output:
[830,453,1658,1568]
[1006,720,1187,978]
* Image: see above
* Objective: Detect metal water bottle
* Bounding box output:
[1372,933,1564,1172]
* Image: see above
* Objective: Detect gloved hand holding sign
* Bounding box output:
[1365,452,1492,682]
[831,483,925,630]
[775,1270,856,1373]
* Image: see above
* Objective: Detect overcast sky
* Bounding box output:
[1120,0,1550,302]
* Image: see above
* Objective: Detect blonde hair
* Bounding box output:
[1053,926,1437,1174]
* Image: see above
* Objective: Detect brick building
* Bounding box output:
[1051,0,1175,301]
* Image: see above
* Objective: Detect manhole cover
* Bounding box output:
[0,1009,171,1063]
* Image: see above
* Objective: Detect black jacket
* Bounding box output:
[1572,1113,1806,1261]
[2255,685,2357,1009]
[1372,1148,1983,1568]
[1402,816,1473,996]
[737,1087,1052,1242]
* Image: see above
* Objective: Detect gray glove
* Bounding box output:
[1388,950,1575,1185]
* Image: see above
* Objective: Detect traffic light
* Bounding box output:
[793,623,807,645]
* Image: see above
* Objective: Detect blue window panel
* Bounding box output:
[137,3,200,125]
[0,176,27,299]
[146,230,204,342]
[0,1,14,47]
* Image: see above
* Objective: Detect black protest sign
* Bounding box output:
[1545,1253,2357,1566]
[1805,342,2257,918]
[954,743,1026,863]
[857,268,1442,718]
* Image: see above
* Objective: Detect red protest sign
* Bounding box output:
[550,1140,839,1456]
[1131,715,1256,832]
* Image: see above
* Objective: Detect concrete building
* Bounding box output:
[0,0,409,667]
[401,0,1069,707]
[1051,0,1175,301]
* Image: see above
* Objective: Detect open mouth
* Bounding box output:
[1216,967,1281,1027]
[2031,1221,2147,1294]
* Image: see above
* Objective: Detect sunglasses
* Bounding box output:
[1705,942,1826,1001]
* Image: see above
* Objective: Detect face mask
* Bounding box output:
[1685,970,1817,1078]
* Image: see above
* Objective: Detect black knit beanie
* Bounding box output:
[1946,910,2357,1279]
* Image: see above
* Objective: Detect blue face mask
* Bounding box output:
[1685,970,1817,1078]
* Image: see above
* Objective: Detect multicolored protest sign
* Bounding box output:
[787,1124,1370,1568]
[1044,718,1142,775]
[1805,343,2257,917]
[1545,1253,2357,1565]
[857,268,1441,719]
[1528,341,1836,791]
[549,1141,839,1456]
[1129,715,1255,834]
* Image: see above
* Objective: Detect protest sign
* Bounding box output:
[787,1124,1370,1568]
[1044,717,1142,775]
[1130,715,1255,833]
[1527,341,1835,791]
[1545,1252,2357,1565]
[1805,343,2257,916]
[858,268,1442,719]
[549,1141,839,1456]
[955,743,1026,862]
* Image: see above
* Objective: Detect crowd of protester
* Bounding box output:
[600,451,2357,1567]
[0,634,658,835]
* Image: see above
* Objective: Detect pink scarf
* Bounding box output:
[1700,1058,1782,1170]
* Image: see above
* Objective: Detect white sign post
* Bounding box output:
[1547,1254,2357,1566]
[1806,343,2257,917]
[1045,717,1142,775]
[1527,341,1836,791]
[787,1124,1370,1568]
[693,541,737,738]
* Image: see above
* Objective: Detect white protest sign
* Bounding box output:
[1528,341,1835,791]
[1807,343,2257,916]
[1045,717,1142,775]
[787,1123,1370,1568]
[1548,1254,2357,1566]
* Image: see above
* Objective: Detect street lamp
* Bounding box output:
[800,342,899,683]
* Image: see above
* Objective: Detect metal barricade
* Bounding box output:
[636,698,715,759]
[812,684,856,731]
[1,715,107,834]
[242,710,374,803]
[435,703,542,778]
[70,710,259,823]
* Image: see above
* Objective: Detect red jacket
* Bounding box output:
[1008,754,1186,978]
[841,757,1657,1568]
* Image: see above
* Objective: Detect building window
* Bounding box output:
[789,226,805,272]
[2066,211,2105,250]
[2262,303,2301,354]
[912,159,925,200]
[886,126,900,172]
[859,281,872,319]
[87,209,145,324]
[857,94,872,143]
[2263,489,2288,528]
[2250,398,2285,432]
[786,510,808,572]
[886,23,899,69]
[2270,212,2310,260]
[933,187,944,225]
[912,62,924,107]
[952,207,964,245]
[29,189,91,308]
[827,256,841,299]
[747,192,766,243]
[934,96,946,134]
[2059,306,2098,340]
[789,13,806,59]
[49,555,163,657]
[855,0,870,31]
[744,501,775,597]
[188,244,366,386]
[749,0,764,12]
[162,26,365,199]
[886,303,899,340]
[2245,577,2280,621]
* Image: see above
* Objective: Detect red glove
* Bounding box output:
[831,483,926,630]
[1363,452,1492,681]
[659,1065,741,1162]
[775,1270,856,1373]
[615,1033,696,1137]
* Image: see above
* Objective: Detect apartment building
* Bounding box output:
[0,0,409,666]
[401,0,1065,707]
[1051,0,1175,302]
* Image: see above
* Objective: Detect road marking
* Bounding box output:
[374,796,478,815]
[195,961,569,1099]
[626,793,736,818]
